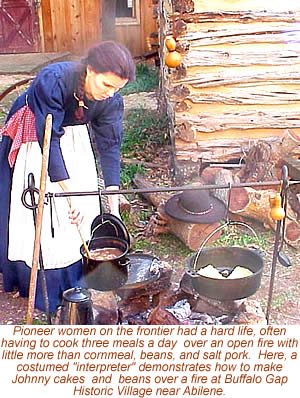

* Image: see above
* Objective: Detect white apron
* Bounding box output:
[8,125,100,269]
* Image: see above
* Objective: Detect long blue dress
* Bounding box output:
[0,62,124,312]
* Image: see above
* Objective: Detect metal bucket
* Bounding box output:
[59,287,94,325]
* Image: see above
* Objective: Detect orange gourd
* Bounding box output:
[165,50,182,68]
[166,37,176,51]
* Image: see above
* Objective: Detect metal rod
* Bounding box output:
[266,220,282,325]
[266,165,289,324]
[45,179,300,199]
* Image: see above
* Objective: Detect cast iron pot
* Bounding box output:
[185,246,264,301]
[80,236,129,291]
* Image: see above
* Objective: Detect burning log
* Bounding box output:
[152,283,189,308]
[147,306,182,325]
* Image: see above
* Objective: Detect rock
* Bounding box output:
[180,273,200,297]
[192,296,244,317]
[123,92,157,112]
[233,299,267,325]
[89,289,119,325]
[127,314,149,325]
[119,295,152,321]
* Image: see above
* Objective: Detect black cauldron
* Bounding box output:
[185,246,264,300]
[80,236,129,291]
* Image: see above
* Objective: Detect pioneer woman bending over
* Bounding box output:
[0,41,135,312]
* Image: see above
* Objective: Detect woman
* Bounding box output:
[0,41,135,312]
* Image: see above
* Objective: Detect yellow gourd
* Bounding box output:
[269,193,285,221]
[269,194,276,208]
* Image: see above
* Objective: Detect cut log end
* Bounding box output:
[230,187,250,212]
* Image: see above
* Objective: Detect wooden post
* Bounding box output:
[102,0,116,40]
[26,114,52,325]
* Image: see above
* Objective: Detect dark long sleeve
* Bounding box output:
[91,94,124,187]
[27,68,69,182]
[5,61,125,186]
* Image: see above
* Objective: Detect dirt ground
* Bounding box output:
[0,75,299,326]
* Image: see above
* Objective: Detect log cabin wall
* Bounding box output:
[39,0,102,54]
[159,0,300,176]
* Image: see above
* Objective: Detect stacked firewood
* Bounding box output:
[133,135,300,249]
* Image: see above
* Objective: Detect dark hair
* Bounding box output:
[74,41,135,121]
[84,41,136,81]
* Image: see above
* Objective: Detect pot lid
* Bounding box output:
[62,287,91,303]
[90,213,130,245]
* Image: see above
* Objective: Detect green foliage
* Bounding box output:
[0,79,30,126]
[121,108,169,157]
[120,209,132,225]
[120,64,159,96]
[133,239,154,251]
[22,317,48,325]
[213,227,272,249]
[133,233,193,259]
[0,110,6,126]
[120,163,145,188]
[154,234,193,257]
[136,209,152,222]
[119,210,137,236]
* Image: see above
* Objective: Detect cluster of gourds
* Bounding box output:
[164,36,182,68]
[269,192,285,221]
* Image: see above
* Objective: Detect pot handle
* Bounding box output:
[191,221,258,272]
[87,219,120,249]
[119,257,131,269]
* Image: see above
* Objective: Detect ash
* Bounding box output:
[166,300,235,325]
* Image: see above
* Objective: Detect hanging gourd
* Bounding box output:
[165,50,182,68]
[165,36,182,68]
[269,193,285,221]
[165,36,177,51]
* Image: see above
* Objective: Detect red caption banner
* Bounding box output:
[0,325,299,398]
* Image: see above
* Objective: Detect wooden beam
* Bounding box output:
[102,0,116,41]
[40,0,54,51]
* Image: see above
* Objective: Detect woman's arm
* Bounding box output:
[91,94,124,216]
[106,185,120,218]
[27,66,69,182]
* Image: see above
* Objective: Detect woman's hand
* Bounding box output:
[68,207,84,229]
[57,180,84,228]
